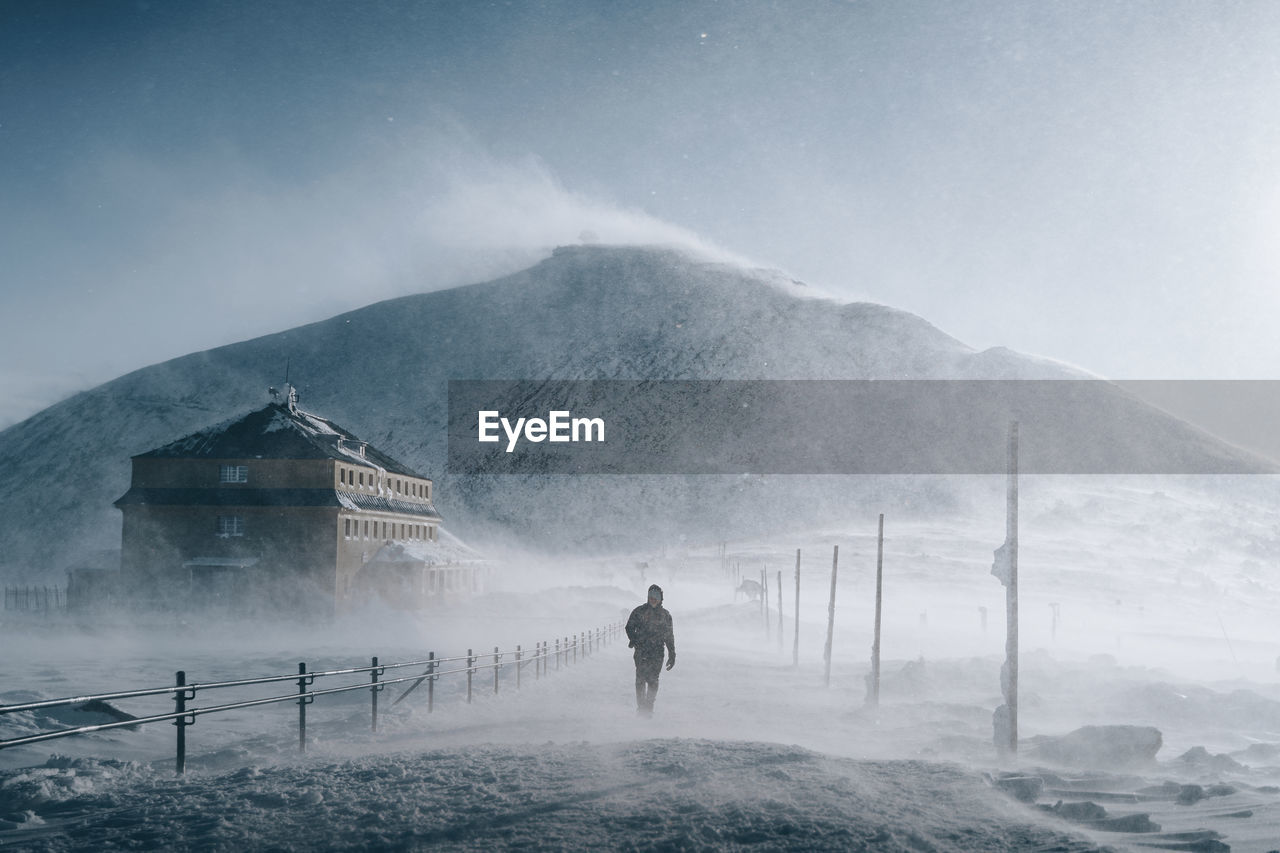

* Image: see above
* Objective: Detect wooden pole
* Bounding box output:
[792,549,800,667]
[991,420,1019,754]
[823,545,839,687]
[869,513,884,709]
[776,570,783,653]
[761,568,770,638]
[1008,421,1019,752]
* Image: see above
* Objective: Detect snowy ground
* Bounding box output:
[5,477,1280,851]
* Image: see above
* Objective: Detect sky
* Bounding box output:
[3,0,1280,429]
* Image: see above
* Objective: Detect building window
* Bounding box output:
[340,469,347,485]
[344,518,351,538]
[358,472,364,486]
[219,465,248,484]
[216,516,245,537]
[363,520,369,539]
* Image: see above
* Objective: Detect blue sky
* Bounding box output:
[3,1,1280,427]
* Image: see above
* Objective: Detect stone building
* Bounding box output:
[114,389,451,615]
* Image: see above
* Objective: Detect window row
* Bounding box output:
[337,465,431,500]
[343,517,437,542]
[215,515,437,542]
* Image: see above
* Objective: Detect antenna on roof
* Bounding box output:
[280,357,298,413]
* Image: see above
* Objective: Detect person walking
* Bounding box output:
[626,584,676,716]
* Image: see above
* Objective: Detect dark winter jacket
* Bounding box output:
[626,602,675,662]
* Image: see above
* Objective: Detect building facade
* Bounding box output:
[114,391,447,615]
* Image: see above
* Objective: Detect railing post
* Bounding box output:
[466,649,474,704]
[427,652,436,713]
[174,670,188,775]
[297,662,312,753]
[555,638,561,671]
[371,656,383,733]
[516,645,522,690]
[493,646,500,695]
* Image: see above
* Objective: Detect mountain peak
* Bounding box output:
[0,245,1101,575]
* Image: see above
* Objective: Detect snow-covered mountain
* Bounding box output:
[0,245,1264,579]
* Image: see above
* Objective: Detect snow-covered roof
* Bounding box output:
[135,402,426,479]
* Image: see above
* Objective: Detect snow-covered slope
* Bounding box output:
[0,245,1261,578]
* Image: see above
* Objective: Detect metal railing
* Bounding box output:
[0,622,622,774]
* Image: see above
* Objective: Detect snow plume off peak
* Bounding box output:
[0,132,743,432]
[416,155,742,265]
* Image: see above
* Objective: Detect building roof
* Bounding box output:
[134,401,425,479]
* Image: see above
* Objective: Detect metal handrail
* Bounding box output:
[0,653,500,716]
[0,621,622,773]
[0,664,478,750]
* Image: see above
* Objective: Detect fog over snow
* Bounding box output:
[10,480,1280,850]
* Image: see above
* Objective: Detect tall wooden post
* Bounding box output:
[793,549,800,667]
[868,513,884,709]
[761,568,770,638]
[823,545,839,687]
[776,570,784,653]
[991,420,1019,754]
